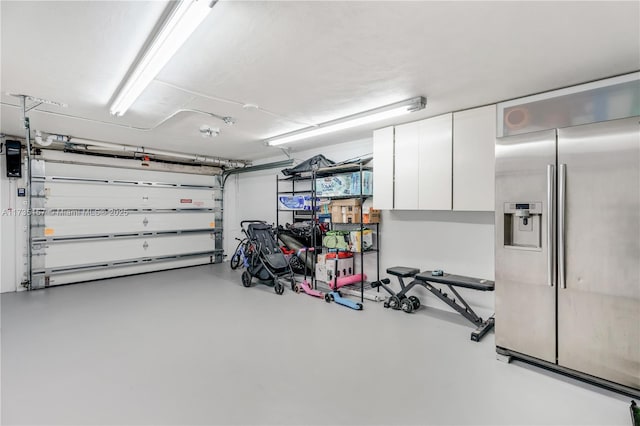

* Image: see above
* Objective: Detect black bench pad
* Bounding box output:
[387,267,420,278]
[415,271,494,291]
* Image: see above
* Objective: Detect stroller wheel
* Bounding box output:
[290,279,296,291]
[241,271,251,288]
[294,284,301,293]
[274,282,284,295]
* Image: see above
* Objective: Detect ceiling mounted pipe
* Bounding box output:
[35,130,58,147]
[222,159,294,186]
[51,136,249,169]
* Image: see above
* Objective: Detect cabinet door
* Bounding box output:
[453,105,496,211]
[418,113,452,210]
[372,127,394,209]
[394,121,421,209]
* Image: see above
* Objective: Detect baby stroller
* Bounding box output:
[239,220,293,295]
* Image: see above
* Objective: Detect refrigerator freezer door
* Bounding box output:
[495,129,557,363]
[557,116,640,389]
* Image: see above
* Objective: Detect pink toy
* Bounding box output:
[293,248,324,298]
[332,273,367,289]
[295,280,324,298]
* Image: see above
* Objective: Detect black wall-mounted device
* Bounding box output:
[5,140,23,178]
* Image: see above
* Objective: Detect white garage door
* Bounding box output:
[30,153,223,288]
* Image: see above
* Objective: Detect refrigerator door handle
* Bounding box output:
[558,163,566,289]
[547,164,556,287]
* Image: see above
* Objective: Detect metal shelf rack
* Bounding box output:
[276,159,380,303]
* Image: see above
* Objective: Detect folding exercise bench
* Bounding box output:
[372,267,495,342]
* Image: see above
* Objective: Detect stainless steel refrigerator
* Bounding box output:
[495,116,639,394]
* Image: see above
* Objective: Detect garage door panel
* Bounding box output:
[36,162,216,187]
[33,212,216,238]
[35,181,217,210]
[34,233,216,271]
[34,255,213,287]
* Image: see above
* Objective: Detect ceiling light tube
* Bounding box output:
[265,96,426,146]
[110,0,215,116]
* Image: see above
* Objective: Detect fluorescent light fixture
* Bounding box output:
[265,96,426,146]
[110,0,215,116]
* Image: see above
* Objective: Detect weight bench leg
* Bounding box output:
[447,285,482,324]
[397,276,411,291]
[416,280,494,342]
[446,286,495,341]
[471,315,495,342]
[398,278,423,298]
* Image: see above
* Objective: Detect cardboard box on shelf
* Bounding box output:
[315,254,354,282]
[330,206,362,224]
[316,174,350,197]
[315,262,328,282]
[365,208,381,224]
[315,171,373,197]
[346,171,373,196]
[349,229,374,252]
[326,257,354,281]
[330,198,361,208]
[330,198,362,223]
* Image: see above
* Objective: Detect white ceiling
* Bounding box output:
[1,1,639,162]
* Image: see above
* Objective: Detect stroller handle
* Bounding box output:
[241,220,267,227]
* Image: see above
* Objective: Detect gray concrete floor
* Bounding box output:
[1,264,632,425]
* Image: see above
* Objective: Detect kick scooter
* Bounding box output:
[324,257,363,310]
[292,247,324,298]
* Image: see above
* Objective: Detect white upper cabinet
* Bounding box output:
[452,105,496,211]
[393,114,452,210]
[418,113,452,210]
[371,106,495,211]
[372,127,394,209]
[394,120,421,209]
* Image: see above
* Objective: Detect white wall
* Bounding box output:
[0,148,3,292]
[223,168,278,254]
[224,138,495,316]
